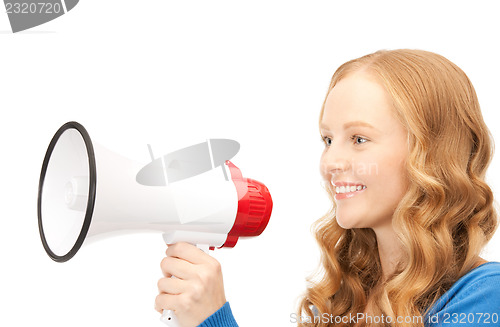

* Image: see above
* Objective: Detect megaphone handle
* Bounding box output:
[160,244,210,326]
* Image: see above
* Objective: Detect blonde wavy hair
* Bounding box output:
[297,49,498,326]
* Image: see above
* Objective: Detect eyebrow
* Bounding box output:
[320,120,379,131]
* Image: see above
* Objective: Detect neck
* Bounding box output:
[372,224,403,281]
[371,225,488,281]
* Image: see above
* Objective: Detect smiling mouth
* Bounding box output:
[335,185,366,194]
[334,185,367,200]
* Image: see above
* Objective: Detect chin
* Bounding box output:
[336,216,361,229]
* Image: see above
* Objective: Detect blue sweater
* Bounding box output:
[424,262,500,326]
[198,262,500,326]
[198,302,239,327]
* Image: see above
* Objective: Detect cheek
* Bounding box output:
[370,154,408,197]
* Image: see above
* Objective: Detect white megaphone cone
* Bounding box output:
[37,121,273,326]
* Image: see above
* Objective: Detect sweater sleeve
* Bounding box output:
[197,302,239,327]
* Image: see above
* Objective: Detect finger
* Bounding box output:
[154,293,178,314]
[160,256,172,278]
[166,242,211,265]
[160,256,196,280]
[157,277,186,295]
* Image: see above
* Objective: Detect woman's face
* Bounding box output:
[320,71,409,230]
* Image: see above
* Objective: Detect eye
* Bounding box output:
[322,136,332,147]
[351,135,368,145]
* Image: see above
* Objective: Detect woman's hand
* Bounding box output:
[155,242,227,327]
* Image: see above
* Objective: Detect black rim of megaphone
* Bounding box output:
[37,121,97,262]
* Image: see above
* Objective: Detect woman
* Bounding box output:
[155,49,500,326]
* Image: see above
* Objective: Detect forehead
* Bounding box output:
[321,72,396,129]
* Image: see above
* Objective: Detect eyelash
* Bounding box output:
[321,135,368,146]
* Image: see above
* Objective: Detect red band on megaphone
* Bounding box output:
[222,161,273,248]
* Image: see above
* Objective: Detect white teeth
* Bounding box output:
[335,185,366,194]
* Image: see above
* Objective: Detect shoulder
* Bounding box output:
[426,262,500,326]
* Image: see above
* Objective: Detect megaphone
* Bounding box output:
[37,121,273,325]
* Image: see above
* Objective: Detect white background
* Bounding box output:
[1,1,499,326]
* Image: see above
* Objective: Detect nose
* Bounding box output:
[320,145,351,178]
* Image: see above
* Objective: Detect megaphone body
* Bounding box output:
[38,122,273,325]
